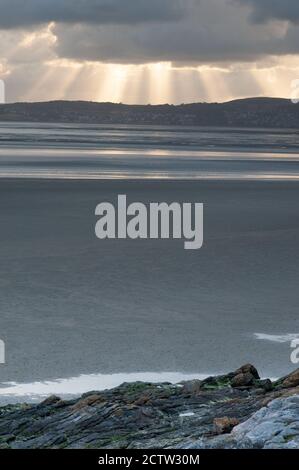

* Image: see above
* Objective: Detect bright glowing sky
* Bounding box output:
[0,0,299,104]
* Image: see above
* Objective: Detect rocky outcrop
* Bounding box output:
[0,365,298,449]
[180,395,299,449]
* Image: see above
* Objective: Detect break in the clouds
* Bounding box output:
[0,0,299,103]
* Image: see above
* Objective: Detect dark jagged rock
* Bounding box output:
[0,365,298,449]
[234,364,260,380]
[281,370,299,389]
[231,372,255,388]
[39,395,61,407]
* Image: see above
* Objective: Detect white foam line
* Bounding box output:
[254,333,299,344]
[0,371,209,399]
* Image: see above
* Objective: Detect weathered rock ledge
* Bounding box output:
[0,364,298,449]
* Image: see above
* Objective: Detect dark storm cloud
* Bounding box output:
[0,0,186,28]
[237,0,299,24]
[1,0,299,66]
[52,0,299,65]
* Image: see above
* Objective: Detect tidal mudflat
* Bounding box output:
[0,178,298,403]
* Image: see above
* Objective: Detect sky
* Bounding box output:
[0,0,299,104]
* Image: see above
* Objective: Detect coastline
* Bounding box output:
[0,364,298,449]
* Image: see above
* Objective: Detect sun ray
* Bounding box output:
[148,62,172,104]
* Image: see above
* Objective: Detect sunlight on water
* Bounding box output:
[0,123,299,180]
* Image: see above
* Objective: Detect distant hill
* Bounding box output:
[0,98,299,128]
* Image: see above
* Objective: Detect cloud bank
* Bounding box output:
[0,0,298,102]
[0,0,298,64]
